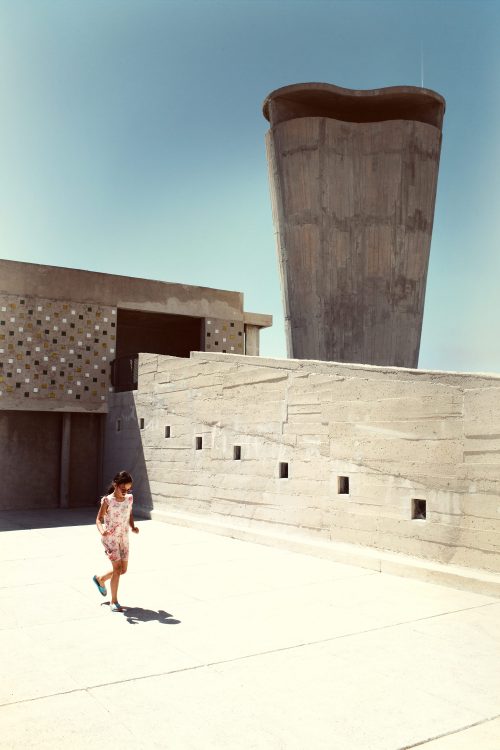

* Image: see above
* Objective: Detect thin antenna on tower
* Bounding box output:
[420,42,424,88]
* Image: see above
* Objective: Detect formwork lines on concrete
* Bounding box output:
[397,712,500,750]
[2,515,500,749]
[1,597,496,710]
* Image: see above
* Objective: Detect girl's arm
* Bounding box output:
[96,500,108,536]
[130,509,139,533]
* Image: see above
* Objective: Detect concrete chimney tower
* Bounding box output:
[263,83,445,367]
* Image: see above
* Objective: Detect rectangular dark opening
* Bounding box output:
[112,308,203,393]
[111,355,138,393]
[338,476,350,494]
[165,426,171,438]
[117,308,203,361]
[195,436,203,450]
[233,445,241,460]
[116,419,121,433]
[279,462,288,479]
[412,499,427,520]
[139,418,145,430]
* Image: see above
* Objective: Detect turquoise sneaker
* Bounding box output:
[92,575,107,597]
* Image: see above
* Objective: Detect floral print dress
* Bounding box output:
[101,493,133,561]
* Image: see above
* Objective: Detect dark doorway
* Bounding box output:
[0,411,102,510]
[112,309,203,391]
[117,309,202,360]
[0,411,61,510]
[69,413,103,507]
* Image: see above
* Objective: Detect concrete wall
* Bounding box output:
[0,411,61,509]
[0,259,245,322]
[0,260,272,509]
[0,410,102,509]
[68,413,104,507]
[264,83,445,368]
[0,292,114,411]
[0,260,272,413]
[109,352,500,574]
[0,259,272,338]
[203,317,245,355]
[103,390,153,509]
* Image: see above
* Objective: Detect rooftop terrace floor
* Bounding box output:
[1,509,499,749]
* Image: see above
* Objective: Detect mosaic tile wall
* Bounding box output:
[0,294,116,405]
[204,318,244,354]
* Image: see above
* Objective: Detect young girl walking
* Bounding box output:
[93,470,139,612]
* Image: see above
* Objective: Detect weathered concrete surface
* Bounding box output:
[103,389,153,512]
[108,352,500,585]
[0,258,245,321]
[0,411,61,510]
[0,260,272,414]
[0,260,272,511]
[0,411,103,511]
[2,509,500,749]
[264,82,445,367]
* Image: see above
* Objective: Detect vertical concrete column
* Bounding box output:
[59,413,71,508]
[244,325,260,355]
[263,83,446,367]
[96,413,105,498]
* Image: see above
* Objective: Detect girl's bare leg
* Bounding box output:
[110,560,123,603]
[98,570,114,586]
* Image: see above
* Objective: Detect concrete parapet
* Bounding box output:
[105,352,500,587]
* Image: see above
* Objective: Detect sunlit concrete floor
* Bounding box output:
[1,509,499,750]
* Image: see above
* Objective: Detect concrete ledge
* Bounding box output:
[243,311,273,328]
[135,505,500,599]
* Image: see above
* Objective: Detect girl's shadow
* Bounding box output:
[102,602,180,625]
[123,607,181,625]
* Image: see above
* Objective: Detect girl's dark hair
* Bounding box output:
[105,470,133,495]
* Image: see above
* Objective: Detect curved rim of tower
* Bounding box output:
[262,82,446,130]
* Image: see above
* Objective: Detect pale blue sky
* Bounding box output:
[1,0,499,371]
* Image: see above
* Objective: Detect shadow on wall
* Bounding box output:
[102,391,153,516]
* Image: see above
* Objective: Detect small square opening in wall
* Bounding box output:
[165,426,171,438]
[412,499,427,520]
[233,445,241,460]
[116,419,121,432]
[139,418,145,430]
[279,462,288,479]
[195,436,203,450]
[338,476,350,494]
